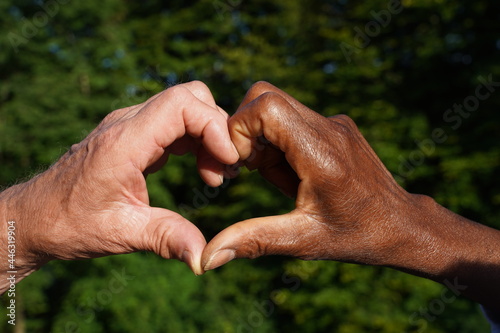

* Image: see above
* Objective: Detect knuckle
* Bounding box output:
[257,91,286,115]
[68,143,80,155]
[331,114,356,128]
[329,114,358,137]
[103,108,124,123]
[232,91,287,125]
[251,92,293,127]
[187,80,211,97]
[161,85,189,105]
[188,79,206,89]
[246,81,275,100]
[163,84,182,98]
[87,128,114,152]
[97,108,132,131]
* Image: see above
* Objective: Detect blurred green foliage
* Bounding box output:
[1,0,499,332]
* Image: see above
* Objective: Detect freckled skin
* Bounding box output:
[202,81,500,311]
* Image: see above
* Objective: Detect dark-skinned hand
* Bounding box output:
[202,81,500,310]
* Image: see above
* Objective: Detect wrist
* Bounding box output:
[384,193,500,307]
[0,182,46,293]
[384,193,458,279]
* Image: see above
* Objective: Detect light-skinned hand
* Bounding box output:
[0,81,239,293]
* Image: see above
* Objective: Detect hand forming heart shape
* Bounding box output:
[3,81,500,312]
[0,82,500,307]
[201,81,415,272]
[0,79,424,280]
[1,81,237,282]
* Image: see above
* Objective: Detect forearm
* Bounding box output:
[388,194,500,310]
[0,183,42,294]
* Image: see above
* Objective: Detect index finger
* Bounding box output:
[182,81,230,121]
[236,82,323,124]
[229,91,323,179]
[123,84,239,172]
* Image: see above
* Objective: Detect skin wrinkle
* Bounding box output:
[204,81,500,309]
[330,115,398,193]
[3,79,500,310]
[142,88,187,147]
[196,118,224,155]
[260,94,304,158]
[152,217,174,259]
[300,124,329,173]
[0,81,241,291]
[135,84,235,187]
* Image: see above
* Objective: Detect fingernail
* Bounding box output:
[232,143,240,158]
[182,250,203,276]
[219,173,224,186]
[204,249,235,271]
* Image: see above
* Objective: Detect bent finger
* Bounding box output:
[182,80,231,120]
[125,85,239,172]
[229,92,320,178]
[237,82,321,123]
[196,145,226,187]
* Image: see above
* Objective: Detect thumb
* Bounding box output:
[202,212,307,271]
[141,207,207,275]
